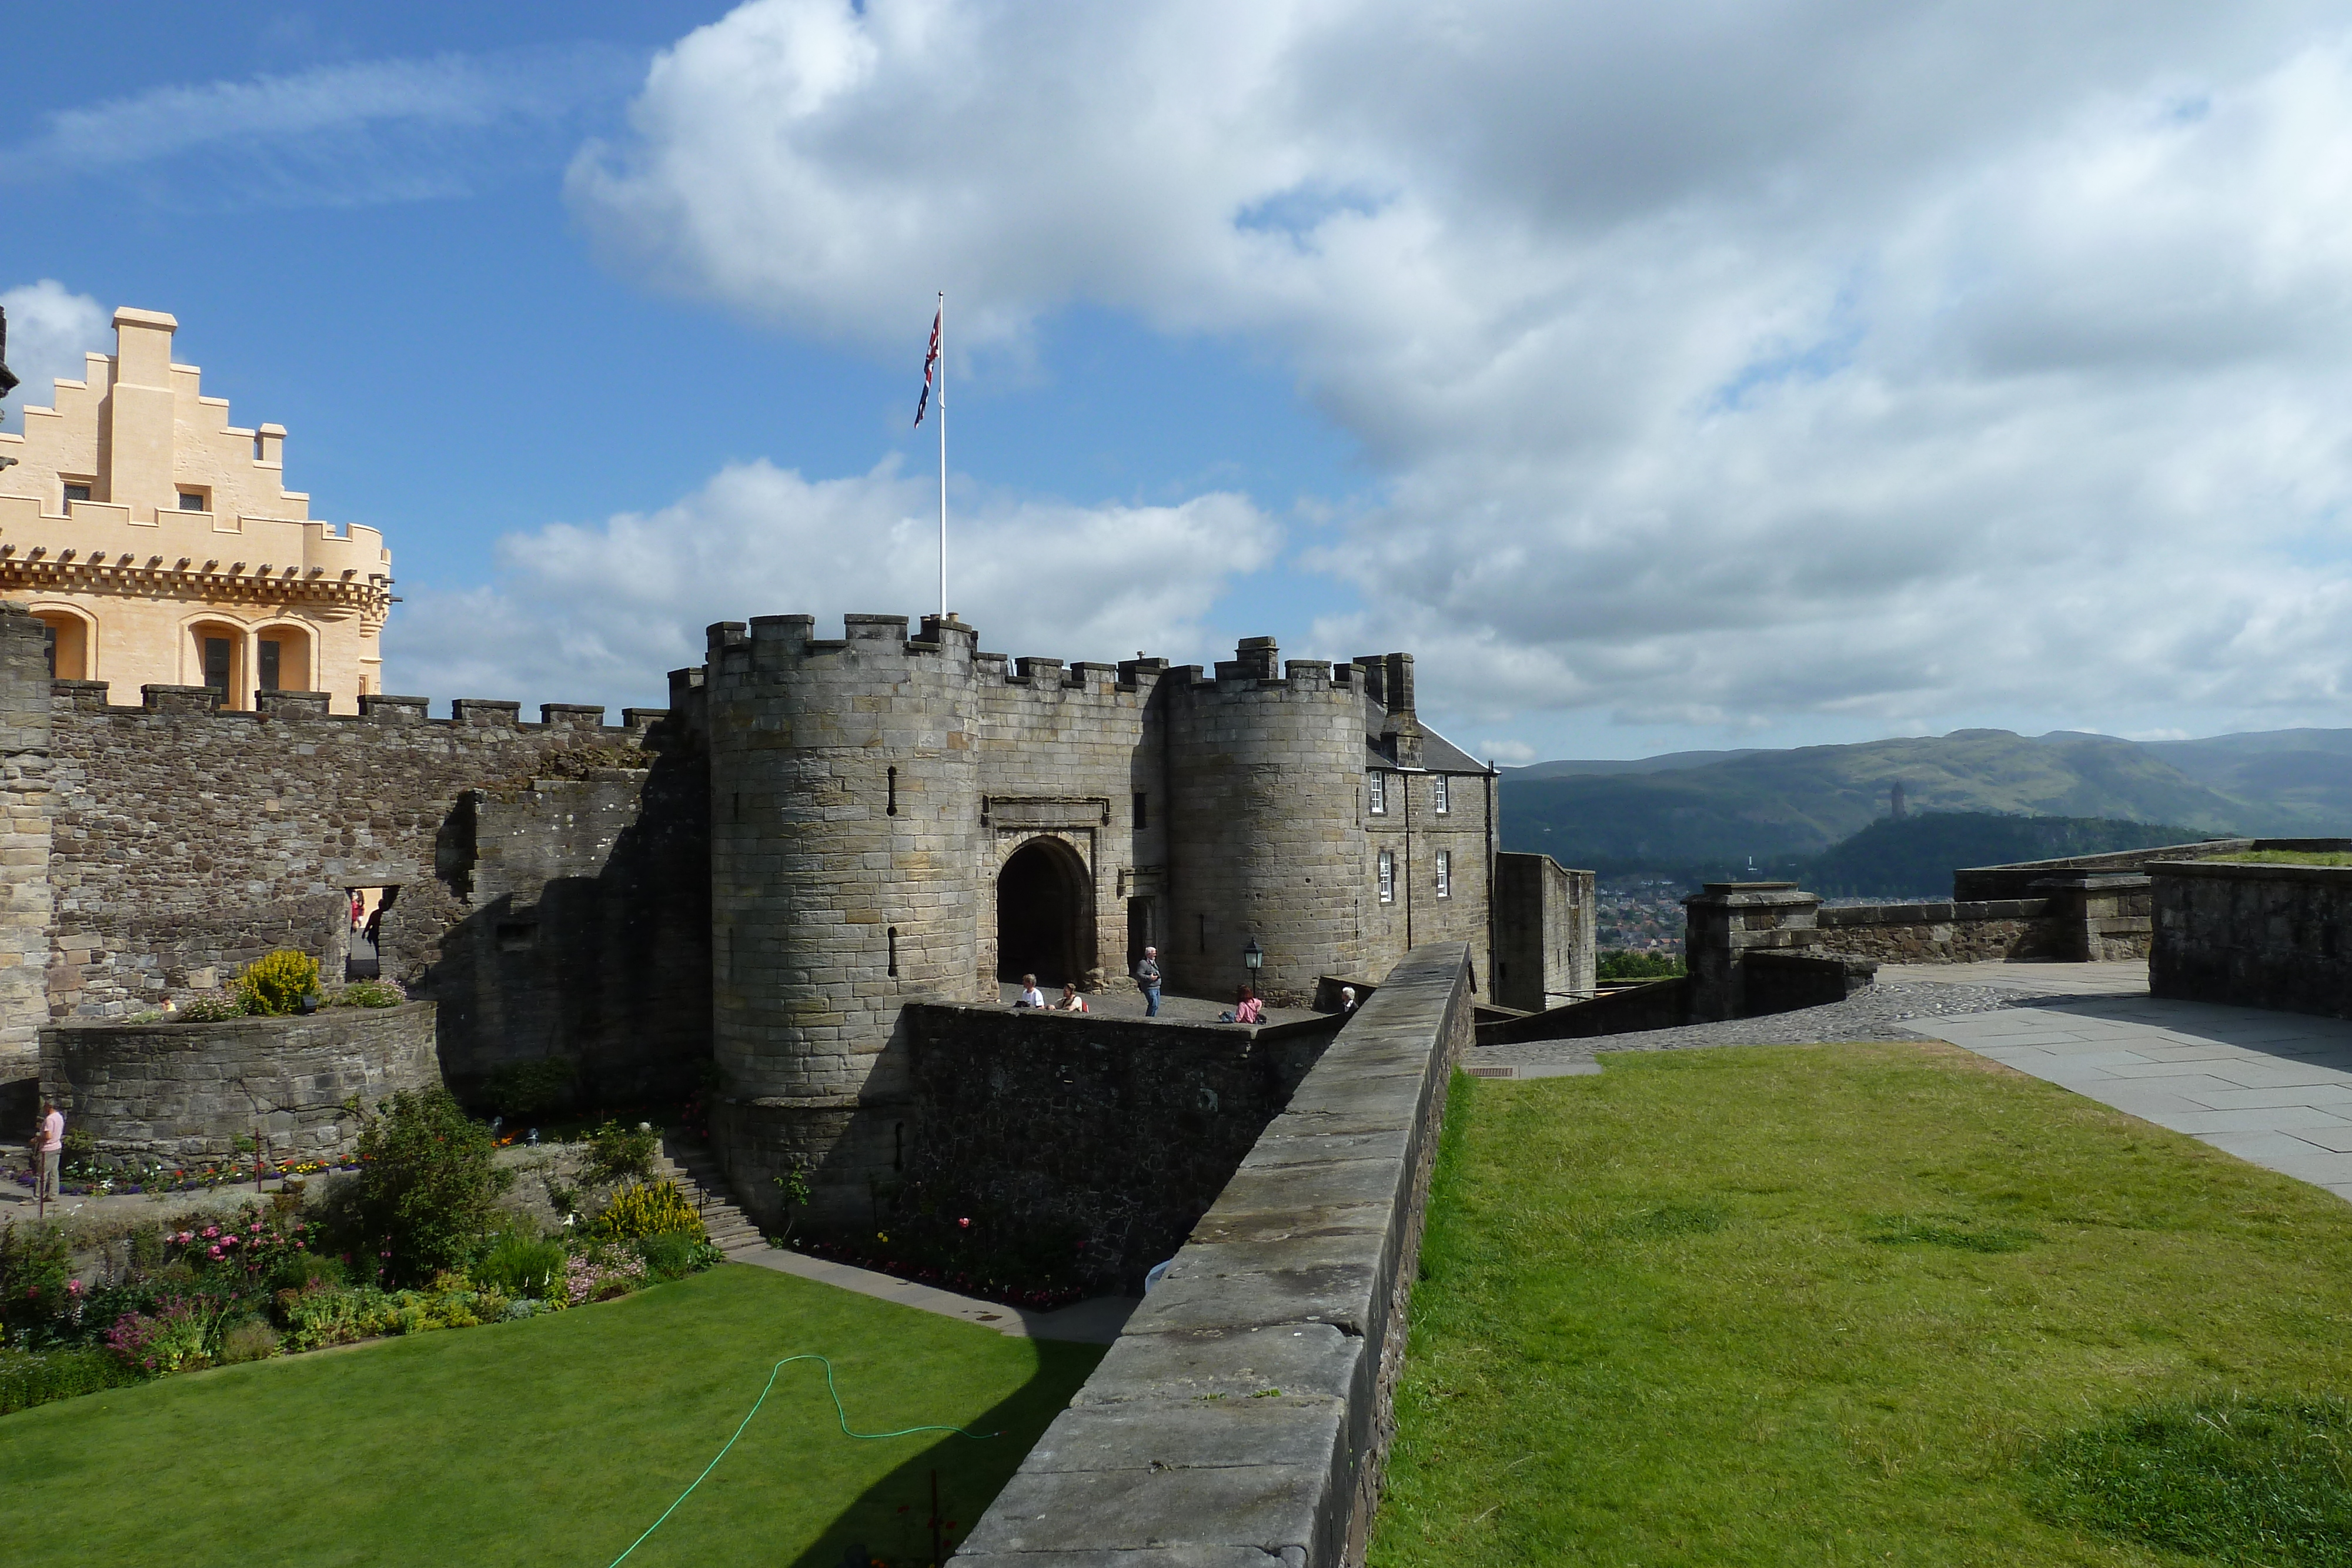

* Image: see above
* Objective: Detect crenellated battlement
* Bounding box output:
[46,678,669,742]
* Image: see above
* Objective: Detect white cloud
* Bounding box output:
[1,281,107,433]
[387,459,1278,710]
[2,45,640,207]
[566,0,2352,745]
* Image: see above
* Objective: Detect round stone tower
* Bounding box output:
[704,611,984,1227]
[1163,638,1369,1007]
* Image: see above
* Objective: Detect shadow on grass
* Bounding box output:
[786,1336,1103,1568]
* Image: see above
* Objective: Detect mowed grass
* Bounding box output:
[1371,1042,2352,1566]
[0,1264,1101,1567]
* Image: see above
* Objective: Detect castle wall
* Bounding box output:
[5,634,709,1101]
[1493,851,1596,1011]
[40,1002,440,1162]
[0,607,54,1085]
[972,649,1163,992]
[898,1003,1339,1293]
[1163,652,1371,1008]
[703,613,988,1227]
[1363,764,1494,999]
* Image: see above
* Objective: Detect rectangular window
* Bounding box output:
[178,491,206,512]
[1436,849,1452,899]
[1378,849,1395,904]
[1434,775,1449,814]
[202,637,232,702]
[62,482,91,509]
[258,639,282,692]
[1368,772,1388,814]
[1133,791,1148,830]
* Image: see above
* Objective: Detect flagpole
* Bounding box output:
[937,291,947,621]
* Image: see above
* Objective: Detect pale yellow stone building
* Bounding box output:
[0,307,390,710]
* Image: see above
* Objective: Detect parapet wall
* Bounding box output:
[2151,859,2352,1019]
[957,941,1474,1568]
[1814,898,2058,962]
[40,1002,439,1161]
[899,1004,1341,1293]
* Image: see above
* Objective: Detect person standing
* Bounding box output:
[1134,946,1162,1018]
[36,1098,64,1206]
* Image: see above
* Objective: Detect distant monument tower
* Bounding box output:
[1890,780,1909,820]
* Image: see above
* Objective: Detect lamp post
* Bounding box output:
[1242,937,1264,993]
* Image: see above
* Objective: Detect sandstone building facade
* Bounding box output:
[0,308,391,711]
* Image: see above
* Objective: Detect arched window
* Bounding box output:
[186,620,246,708]
[28,608,94,680]
[254,623,313,694]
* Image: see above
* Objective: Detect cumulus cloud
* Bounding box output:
[0,280,107,433]
[2,45,641,208]
[387,459,1278,710]
[565,0,2352,746]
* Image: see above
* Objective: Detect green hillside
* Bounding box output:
[1800,813,2218,897]
[1501,728,2256,867]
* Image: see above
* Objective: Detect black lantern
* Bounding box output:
[1242,937,1264,977]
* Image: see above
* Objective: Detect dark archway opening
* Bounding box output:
[997,840,1085,985]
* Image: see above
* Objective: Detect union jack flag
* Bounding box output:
[914,305,941,427]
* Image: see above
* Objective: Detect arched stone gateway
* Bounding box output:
[997,838,1091,986]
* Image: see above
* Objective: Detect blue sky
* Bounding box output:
[10,2,2352,761]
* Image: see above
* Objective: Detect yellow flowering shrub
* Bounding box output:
[594,1180,706,1242]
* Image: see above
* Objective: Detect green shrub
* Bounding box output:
[326,980,404,1009]
[267,1251,345,1294]
[482,1059,578,1119]
[0,1346,141,1415]
[178,994,249,1022]
[234,949,320,1017]
[1598,950,1686,981]
[216,1319,280,1364]
[636,1231,723,1282]
[335,1089,514,1286]
[0,1222,75,1342]
[594,1181,704,1242]
[476,1232,568,1299]
[274,1282,383,1350]
[584,1119,660,1186]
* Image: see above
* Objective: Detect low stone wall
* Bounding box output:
[1742,949,1877,1014]
[1815,899,2056,962]
[1475,975,1688,1047]
[39,1002,440,1161]
[2151,860,2352,1019]
[957,941,1474,1568]
[900,1005,1342,1293]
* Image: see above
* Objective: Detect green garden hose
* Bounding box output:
[606,1353,998,1567]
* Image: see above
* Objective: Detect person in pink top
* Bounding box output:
[36,1098,64,1204]
[1220,986,1264,1025]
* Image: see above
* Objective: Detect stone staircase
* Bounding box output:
[650,1137,764,1253]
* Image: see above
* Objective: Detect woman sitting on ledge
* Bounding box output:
[1219,985,1264,1025]
[1054,981,1088,1012]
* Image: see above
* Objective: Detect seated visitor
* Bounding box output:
[1055,981,1088,1012]
[1014,973,1045,1008]
[1219,985,1264,1025]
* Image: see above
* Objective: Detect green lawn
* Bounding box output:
[1372,1043,2352,1566]
[0,1263,1100,1567]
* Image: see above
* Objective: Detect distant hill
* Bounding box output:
[1800,813,2220,898]
[1499,727,2303,868]
[1506,749,1763,780]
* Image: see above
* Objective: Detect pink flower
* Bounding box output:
[958,1217,971,1229]
[66,1279,82,1295]
[202,1226,219,1239]
[207,1245,222,1259]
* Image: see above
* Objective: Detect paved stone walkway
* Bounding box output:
[726,1243,1140,1344]
[1472,959,2352,1205]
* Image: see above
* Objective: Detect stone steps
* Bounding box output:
[650,1139,764,1252]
